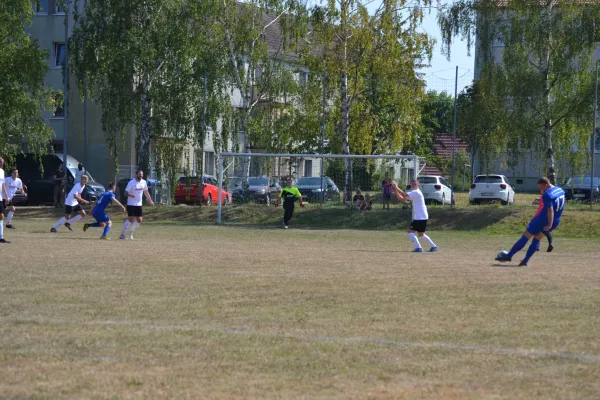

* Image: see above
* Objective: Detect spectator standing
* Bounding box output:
[53,163,65,208]
[382,177,392,209]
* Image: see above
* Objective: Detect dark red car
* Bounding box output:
[174,175,230,205]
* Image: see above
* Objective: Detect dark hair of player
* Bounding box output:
[107,182,116,190]
[538,177,550,185]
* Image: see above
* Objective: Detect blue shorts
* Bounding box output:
[92,212,110,224]
[527,216,559,235]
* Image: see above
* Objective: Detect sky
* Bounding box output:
[417,11,474,95]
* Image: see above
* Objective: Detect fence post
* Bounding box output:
[217,154,224,224]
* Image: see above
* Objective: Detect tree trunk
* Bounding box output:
[139,65,151,178]
[545,120,556,184]
[542,0,556,184]
[341,70,352,201]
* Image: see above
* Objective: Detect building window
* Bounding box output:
[55,3,66,14]
[54,43,66,67]
[299,71,308,86]
[35,0,49,13]
[204,151,215,176]
[304,160,313,177]
[592,128,600,153]
[52,92,64,118]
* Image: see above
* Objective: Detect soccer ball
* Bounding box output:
[496,250,509,261]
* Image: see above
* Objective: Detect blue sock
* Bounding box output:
[508,235,529,257]
[523,239,540,263]
[102,225,111,237]
[89,222,102,227]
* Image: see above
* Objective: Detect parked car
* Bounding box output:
[174,175,230,205]
[295,176,340,202]
[10,184,28,205]
[247,177,281,205]
[564,176,600,203]
[16,153,105,205]
[469,174,515,205]
[407,176,453,205]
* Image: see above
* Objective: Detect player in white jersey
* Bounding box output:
[4,169,26,229]
[391,179,439,253]
[119,169,154,240]
[0,157,10,243]
[50,175,91,232]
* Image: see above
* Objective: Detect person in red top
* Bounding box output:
[534,195,554,252]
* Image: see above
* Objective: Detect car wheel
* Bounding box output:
[205,194,212,206]
[470,200,478,205]
[501,196,509,206]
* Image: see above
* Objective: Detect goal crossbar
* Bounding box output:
[216,152,420,224]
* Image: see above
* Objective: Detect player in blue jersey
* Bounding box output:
[82,183,126,239]
[496,177,565,266]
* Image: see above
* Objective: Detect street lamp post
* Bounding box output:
[62,0,70,203]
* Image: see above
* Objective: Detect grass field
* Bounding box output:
[1,213,600,399]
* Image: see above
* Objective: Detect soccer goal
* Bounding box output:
[216,152,425,224]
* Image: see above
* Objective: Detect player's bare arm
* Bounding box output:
[545,206,554,232]
[111,197,127,212]
[89,200,98,215]
[75,194,90,205]
[144,189,155,206]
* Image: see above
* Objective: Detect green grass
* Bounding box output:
[1,219,600,398]
[18,193,600,238]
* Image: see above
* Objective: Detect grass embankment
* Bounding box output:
[18,192,600,238]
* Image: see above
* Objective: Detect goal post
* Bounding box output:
[217,152,422,224]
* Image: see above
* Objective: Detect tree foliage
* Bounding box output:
[303,0,433,199]
[0,0,54,161]
[439,0,600,183]
[70,0,228,177]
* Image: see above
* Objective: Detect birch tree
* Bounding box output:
[69,0,226,177]
[304,0,433,200]
[439,0,600,183]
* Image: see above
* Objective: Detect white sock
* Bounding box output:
[53,217,66,229]
[408,232,422,249]
[69,215,83,224]
[6,211,14,225]
[421,234,436,248]
[0,222,3,239]
[129,221,140,232]
[121,220,131,234]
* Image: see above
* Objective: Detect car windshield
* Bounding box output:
[418,177,438,184]
[178,177,200,184]
[228,178,242,187]
[567,177,600,186]
[248,178,269,185]
[296,177,326,186]
[69,167,95,182]
[474,176,502,183]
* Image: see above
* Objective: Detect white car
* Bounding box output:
[407,176,453,205]
[469,174,515,205]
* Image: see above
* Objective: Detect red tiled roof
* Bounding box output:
[434,134,470,158]
[421,166,442,176]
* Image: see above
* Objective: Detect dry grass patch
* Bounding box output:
[1,219,599,399]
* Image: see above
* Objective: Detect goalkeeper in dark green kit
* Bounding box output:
[277,178,303,229]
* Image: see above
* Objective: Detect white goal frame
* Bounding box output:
[217,152,421,224]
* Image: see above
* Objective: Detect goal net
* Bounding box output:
[216,153,423,224]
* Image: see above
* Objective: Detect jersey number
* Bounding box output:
[554,195,565,212]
